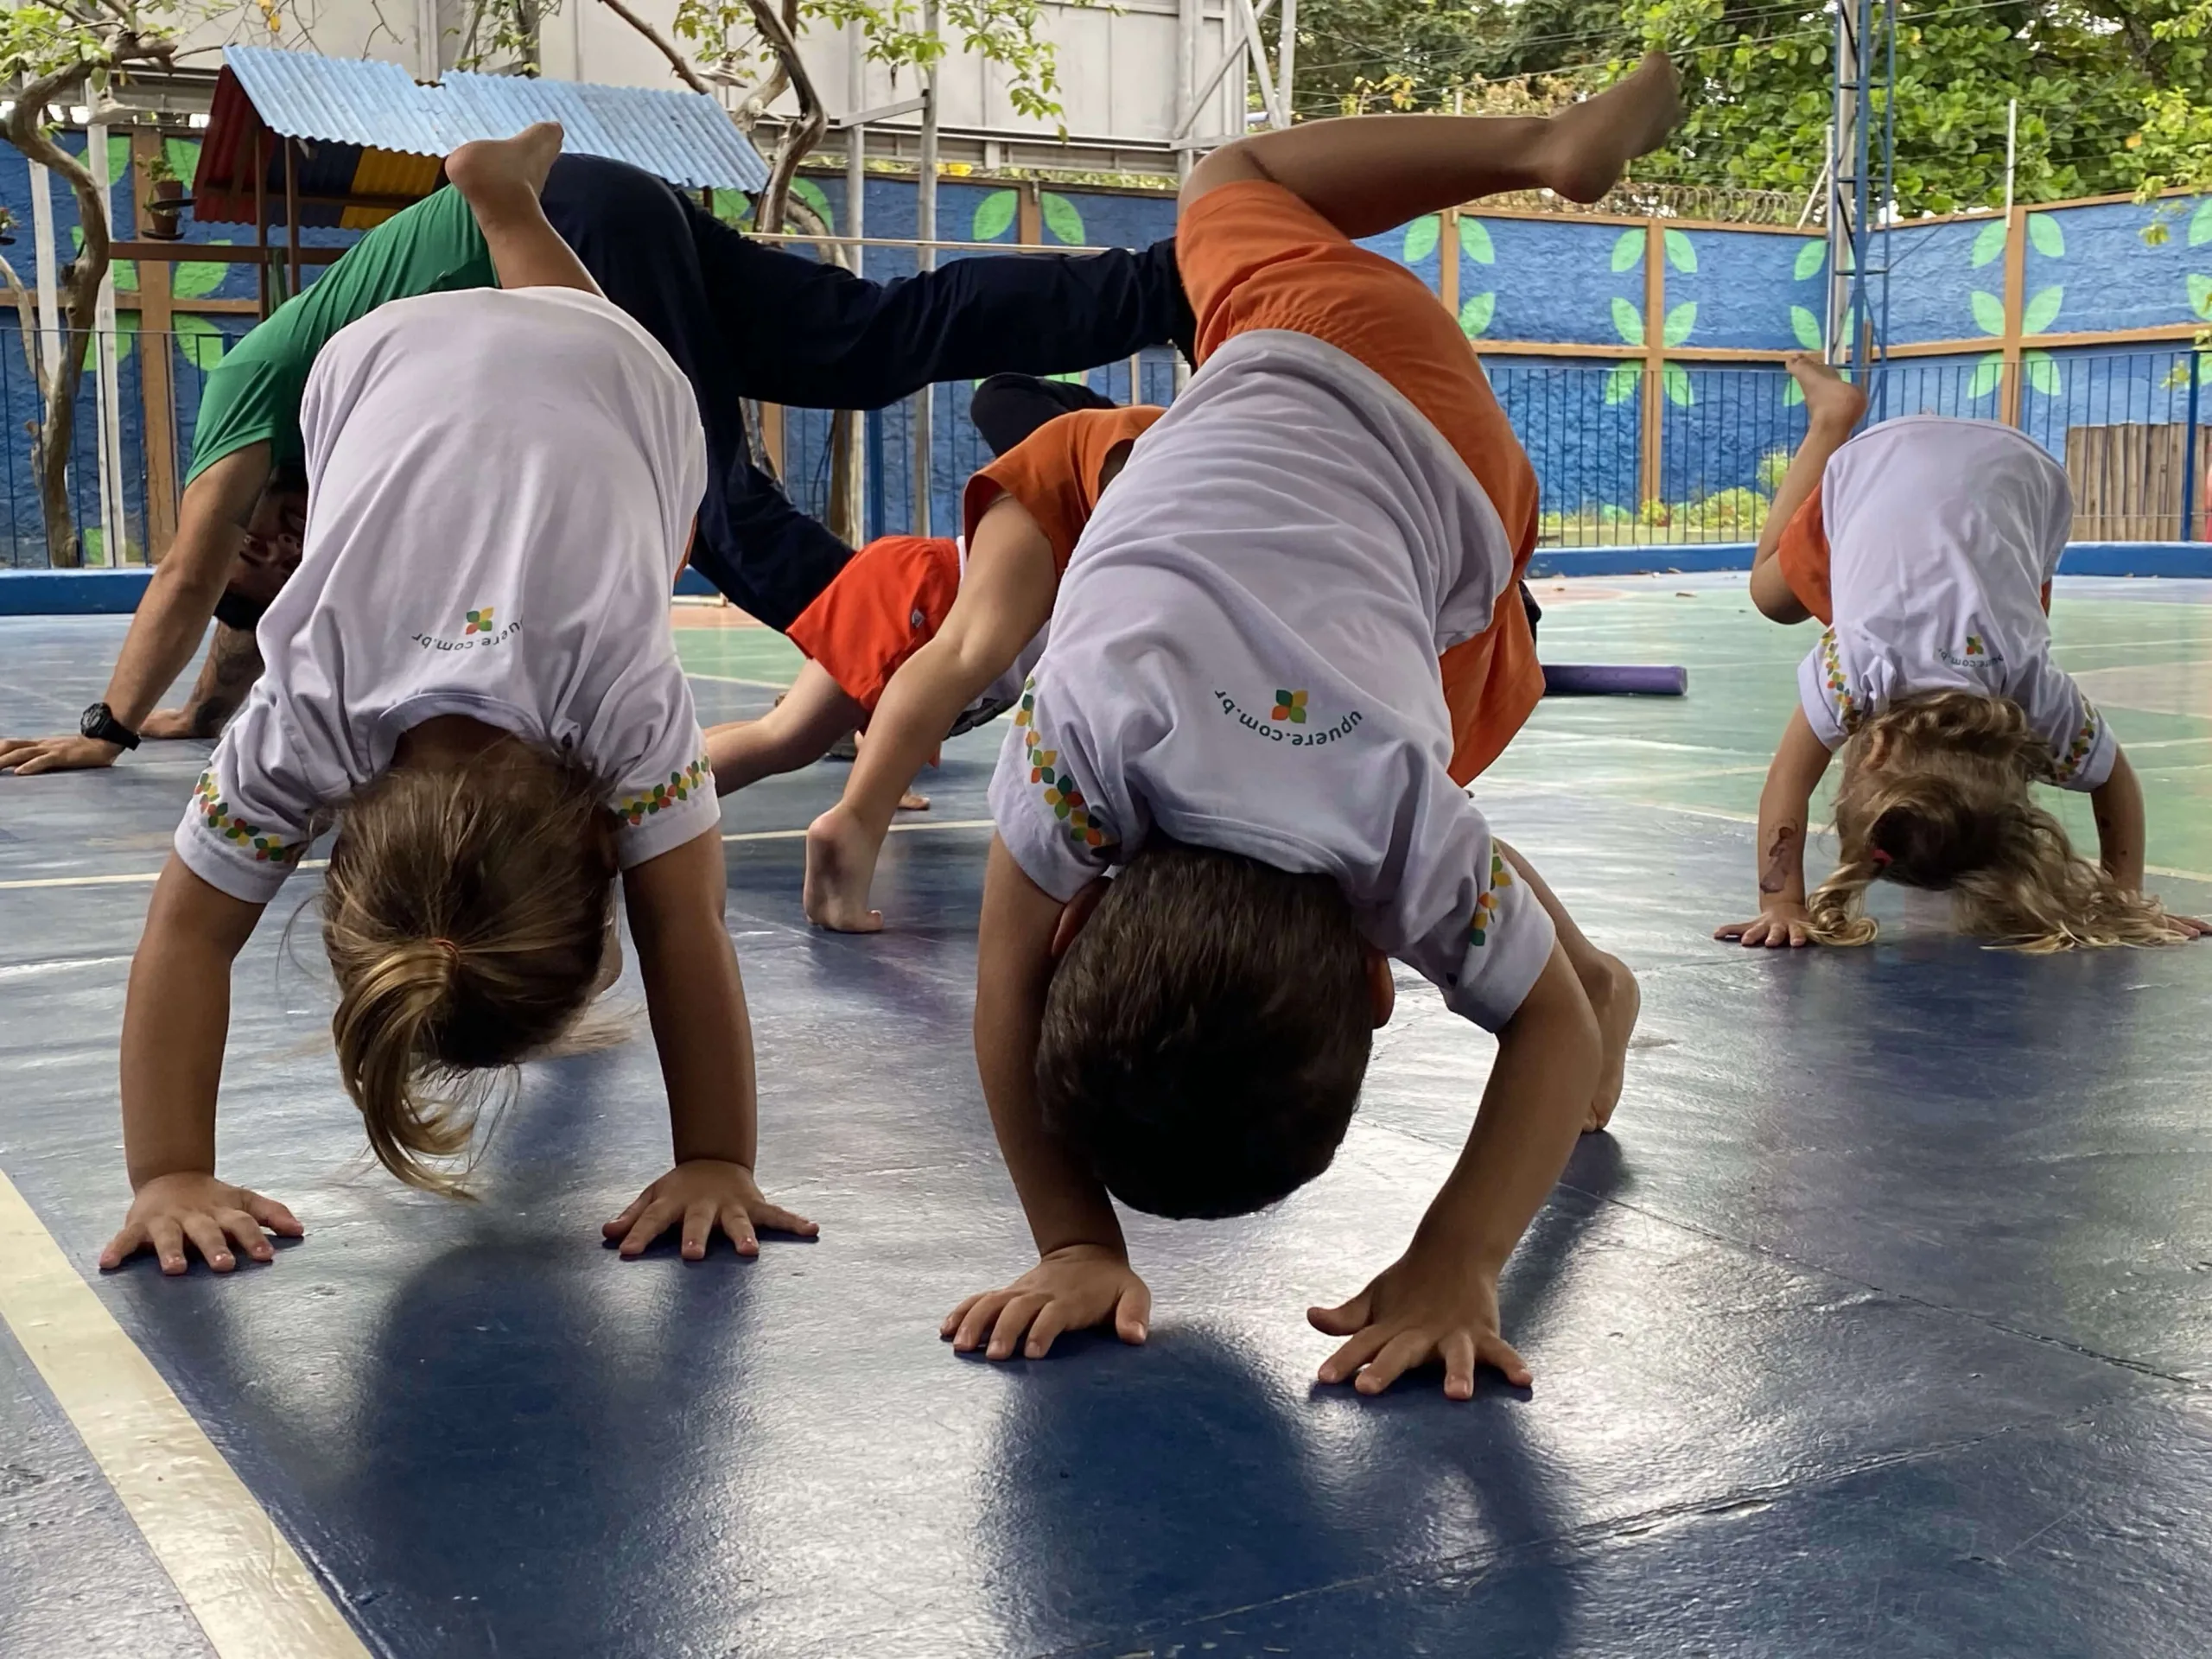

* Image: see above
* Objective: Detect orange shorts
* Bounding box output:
[1181,180,1542,785]
[1776,493,2050,625]
[963,404,1166,571]
[785,534,961,714]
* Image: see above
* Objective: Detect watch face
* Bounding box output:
[80,704,107,740]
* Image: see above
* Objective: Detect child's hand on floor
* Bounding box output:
[99,1172,303,1275]
[2162,911,2211,939]
[942,1243,1151,1359]
[1309,1247,1529,1400]
[604,1159,818,1260]
[1715,901,1815,948]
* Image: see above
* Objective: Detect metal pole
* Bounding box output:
[1848,0,1875,372]
[88,122,125,566]
[845,19,868,537]
[912,2,939,537]
[2183,350,2202,542]
[2003,98,2018,219]
[283,137,302,302]
[1176,0,1198,178]
[1278,0,1296,123]
[1827,6,1854,362]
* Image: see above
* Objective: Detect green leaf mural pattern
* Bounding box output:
[1790,304,1823,351]
[1662,363,1693,407]
[1970,289,2006,336]
[1603,362,1640,404]
[1793,238,1826,282]
[1459,217,1494,264]
[1662,228,1695,273]
[1041,193,1084,246]
[1971,217,2008,268]
[1968,353,2005,398]
[2191,200,2212,248]
[1458,291,1494,337]
[971,189,1017,242]
[2024,349,2061,396]
[2190,272,2212,321]
[2026,214,2063,258]
[1610,228,1643,272]
[1611,296,1644,346]
[1662,301,1698,347]
[2020,284,2064,334]
[1402,215,1440,263]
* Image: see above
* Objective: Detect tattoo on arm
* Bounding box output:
[184,625,264,736]
[1758,823,1797,894]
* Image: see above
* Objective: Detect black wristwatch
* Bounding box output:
[79,702,141,751]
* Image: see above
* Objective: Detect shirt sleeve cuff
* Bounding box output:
[613,786,721,872]
[1440,858,1558,1032]
[988,756,1102,902]
[2054,702,2119,793]
[1796,652,1847,751]
[173,818,296,906]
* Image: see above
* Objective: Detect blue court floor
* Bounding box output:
[4,576,2212,1657]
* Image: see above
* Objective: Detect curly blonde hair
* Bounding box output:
[1806,689,2186,952]
[321,743,618,1193]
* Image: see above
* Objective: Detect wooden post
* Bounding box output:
[1638,218,1666,513]
[1999,202,2027,426]
[283,138,302,301]
[1439,206,1459,317]
[131,130,178,558]
[1016,180,1042,248]
[253,130,270,317]
[761,403,785,475]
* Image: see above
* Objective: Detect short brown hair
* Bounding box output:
[321,744,616,1192]
[1035,836,1373,1218]
[1808,689,2186,950]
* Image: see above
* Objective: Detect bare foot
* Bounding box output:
[1535,53,1682,204]
[445,121,565,206]
[1580,952,1639,1133]
[897,790,931,811]
[803,804,885,932]
[1785,352,1869,429]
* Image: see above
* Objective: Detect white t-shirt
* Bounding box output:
[175,287,716,904]
[988,329,1555,1032]
[1796,415,2113,791]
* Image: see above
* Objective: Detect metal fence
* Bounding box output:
[3,328,2206,568]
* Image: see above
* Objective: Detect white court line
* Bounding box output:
[0,954,132,981]
[0,1169,372,1658]
[0,817,999,893]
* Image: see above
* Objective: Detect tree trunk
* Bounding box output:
[3,67,104,568]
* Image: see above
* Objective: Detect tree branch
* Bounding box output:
[589,0,716,96]
[745,0,825,237]
[0,252,46,400]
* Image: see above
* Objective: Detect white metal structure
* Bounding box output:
[150,0,1298,176]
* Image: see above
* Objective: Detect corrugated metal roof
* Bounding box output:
[219,46,767,193]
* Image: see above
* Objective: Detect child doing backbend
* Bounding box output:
[943,60,1681,1398]
[1719,353,2205,952]
[786,399,1164,930]
[699,378,1154,851]
[102,126,815,1276]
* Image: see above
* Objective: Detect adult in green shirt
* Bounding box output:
[1,153,1189,773]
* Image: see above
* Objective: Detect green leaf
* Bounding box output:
[1967,353,2005,399]
[80,312,137,369]
[2020,284,2063,334]
[1458,291,1494,337]
[2191,199,2212,249]
[1971,218,2009,268]
[1790,304,1824,351]
[175,315,228,371]
[1402,214,1440,263]
[173,240,232,301]
[1611,296,1645,346]
[2190,273,2212,321]
[1603,362,1641,405]
[1040,192,1084,246]
[1459,216,1494,265]
[1662,301,1697,347]
[791,176,833,229]
[2024,350,2061,397]
[970,188,1017,243]
[1970,289,2007,337]
[1610,228,1644,272]
[164,138,201,185]
[1792,238,1826,282]
[1662,363,1694,407]
[2026,214,2063,258]
[1663,228,1696,273]
[1784,379,1806,407]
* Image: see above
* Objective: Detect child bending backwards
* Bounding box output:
[1719,353,2205,951]
[790,397,1164,930]
[943,60,1681,1397]
[700,375,1153,849]
[101,126,814,1276]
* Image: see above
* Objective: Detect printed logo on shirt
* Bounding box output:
[1469,850,1512,949]
[191,769,306,866]
[1014,680,1113,850]
[1935,632,2005,672]
[2049,700,2105,785]
[412,606,519,652]
[1215,687,1363,747]
[616,753,712,825]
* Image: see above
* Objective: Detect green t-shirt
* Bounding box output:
[184,185,496,485]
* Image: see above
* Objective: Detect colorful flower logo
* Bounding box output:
[464,607,495,636]
[1270,689,1308,725]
